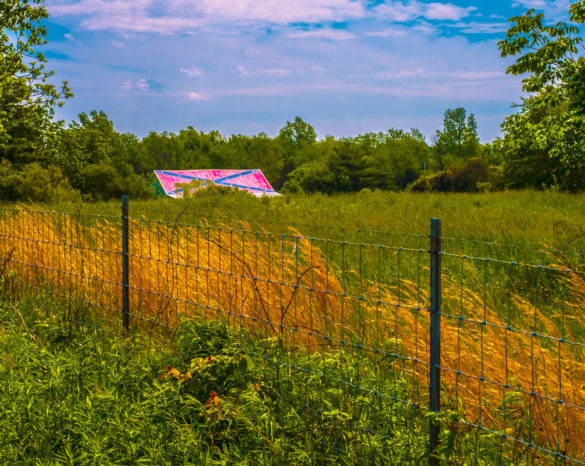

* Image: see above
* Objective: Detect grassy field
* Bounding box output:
[78,189,585,251]
[0,190,584,463]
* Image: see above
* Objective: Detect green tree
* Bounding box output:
[433,108,480,168]
[56,111,150,200]
[138,131,186,173]
[0,0,75,201]
[497,1,585,191]
[275,117,316,188]
[0,0,72,166]
[227,133,284,187]
[372,129,433,189]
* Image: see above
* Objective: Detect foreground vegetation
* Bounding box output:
[0,295,514,464]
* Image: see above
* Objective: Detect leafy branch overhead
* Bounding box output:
[498,5,584,93]
[496,0,585,191]
[0,0,72,114]
[0,0,73,201]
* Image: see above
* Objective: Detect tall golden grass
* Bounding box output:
[1,207,584,461]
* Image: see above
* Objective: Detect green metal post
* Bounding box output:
[122,195,130,332]
[429,218,442,464]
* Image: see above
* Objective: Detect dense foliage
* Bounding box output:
[0,0,584,201]
[0,296,480,464]
[1,289,571,464]
[0,0,74,201]
[496,0,585,191]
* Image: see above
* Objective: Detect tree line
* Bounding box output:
[1,0,584,202]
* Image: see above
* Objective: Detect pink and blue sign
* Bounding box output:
[153,169,280,198]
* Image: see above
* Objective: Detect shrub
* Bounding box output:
[0,160,80,202]
[410,158,502,193]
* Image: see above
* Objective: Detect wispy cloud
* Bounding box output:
[413,21,437,34]
[81,16,205,35]
[257,68,292,76]
[237,65,249,77]
[365,28,407,37]
[179,65,204,77]
[47,0,367,34]
[179,0,367,24]
[511,0,572,18]
[451,21,508,34]
[188,91,208,101]
[237,65,292,77]
[374,1,476,22]
[48,0,484,35]
[122,78,164,92]
[374,68,505,80]
[287,29,356,40]
[425,2,476,20]
[204,78,513,100]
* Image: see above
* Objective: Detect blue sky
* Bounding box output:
[43,0,574,142]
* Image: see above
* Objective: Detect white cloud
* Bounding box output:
[375,1,476,22]
[180,65,204,77]
[64,33,78,42]
[457,71,505,79]
[511,0,548,8]
[205,78,513,100]
[135,79,149,91]
[173,0,366,24]
[48,0,148,16]
[452,21,508,34]
[47,0,488,39]
[111,40,126,48]
[121,78,163,92]
[287,29,356,40]
[413,21,437,34]
[374,1,419,21]
[374,68,505,80]
[511,0,571,18]
[365,28,407,37]
[425,3,476,21]
[81,15,206,35]
[188,91,207,100]
[237,65,249,77]
[258,68,291,76]
[237,65,292,77]
[374,68,426,79]
[47,0,366,34]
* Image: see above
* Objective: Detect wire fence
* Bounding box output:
[0,197,583,463]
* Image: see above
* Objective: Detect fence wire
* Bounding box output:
[0,202,583,464]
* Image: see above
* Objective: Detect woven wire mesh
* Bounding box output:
[0,202,583,463]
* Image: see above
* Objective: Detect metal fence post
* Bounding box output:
[429,218,442,463]
[122,195,130,332]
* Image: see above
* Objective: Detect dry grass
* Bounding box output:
[1,207,584,461]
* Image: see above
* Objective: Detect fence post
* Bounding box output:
[429,218,442,463]
[122,195,130,332]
